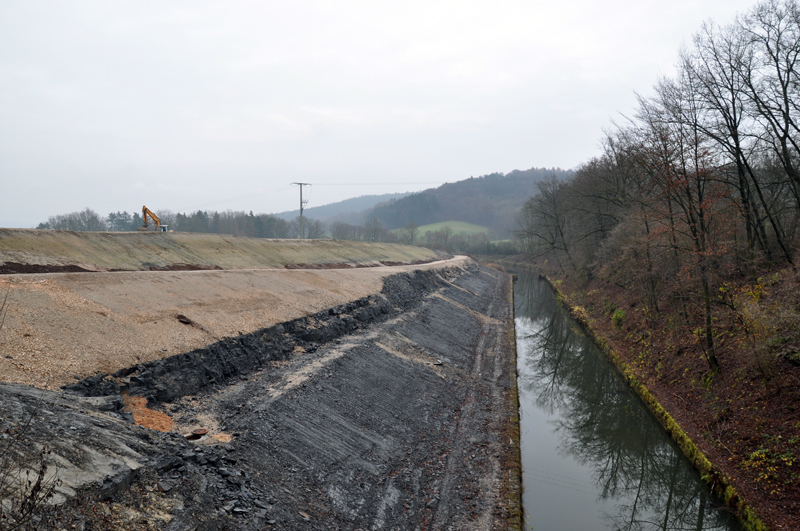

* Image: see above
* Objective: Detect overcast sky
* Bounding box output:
[0,0,757,227]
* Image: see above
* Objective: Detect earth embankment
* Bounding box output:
[1,262,520,530]
[0,231,441,390]
[0,233,520,529]
[0,228,438,272]
[0,259,456,390]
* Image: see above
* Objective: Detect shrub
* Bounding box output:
[612,309,626,327]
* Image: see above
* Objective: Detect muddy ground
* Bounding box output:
[1,264,521,530]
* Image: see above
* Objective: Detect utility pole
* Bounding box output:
[292,182,310,239]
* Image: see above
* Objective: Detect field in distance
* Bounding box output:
[411,221,490,236]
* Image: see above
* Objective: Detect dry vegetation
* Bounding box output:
[543,262,800,530]
[514,1,800,527]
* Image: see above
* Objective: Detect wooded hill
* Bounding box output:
[365,168,572,237]
[516,1,800,528]
[34,169,571,245]
[274,192,410,223]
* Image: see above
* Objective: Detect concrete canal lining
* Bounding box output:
[0,251,521,529]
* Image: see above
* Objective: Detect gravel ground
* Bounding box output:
[0,258,464,390]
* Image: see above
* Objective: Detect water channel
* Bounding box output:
[514,272,742,531]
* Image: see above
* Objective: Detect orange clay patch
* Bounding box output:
[122,392,174,432]
[211,433,233,443]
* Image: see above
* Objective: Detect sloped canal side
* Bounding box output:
[1,264,521,530]
[515,273,743,531]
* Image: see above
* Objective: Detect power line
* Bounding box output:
[176,180,443,214]
[292,182,311,239]
[181,184,295,212]
[314,182,445,186]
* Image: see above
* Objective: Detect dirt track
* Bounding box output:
[0,258,462,390]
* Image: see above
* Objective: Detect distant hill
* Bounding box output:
[367,168,572,236]
[274,192,411,222]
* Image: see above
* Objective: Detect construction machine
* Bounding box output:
[138,206,168,232]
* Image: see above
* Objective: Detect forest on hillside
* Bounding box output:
[367,167,572,236]
[35,167,568,254]
[274,192,410,223]
[516,3,800,527]
[517,0,800,371]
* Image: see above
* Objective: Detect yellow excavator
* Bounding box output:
[138,205,167,232]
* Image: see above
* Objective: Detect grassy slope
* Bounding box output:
[0,229,438,271]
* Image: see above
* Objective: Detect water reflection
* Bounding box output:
[515,273,741,531]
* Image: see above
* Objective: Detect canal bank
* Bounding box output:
[514,271,760,530]
[1,261,522,530]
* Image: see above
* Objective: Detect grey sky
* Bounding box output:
[1,0,756,227]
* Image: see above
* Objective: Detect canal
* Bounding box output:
[514,272,742,531]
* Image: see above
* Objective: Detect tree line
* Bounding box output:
[37,209,301,239]
[517,0,800,372]
[36,207,518,256]
[38,208,386,242]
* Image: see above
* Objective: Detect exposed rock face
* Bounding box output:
[1,264,520,530]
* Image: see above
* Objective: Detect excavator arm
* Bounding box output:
[141,206,161,229]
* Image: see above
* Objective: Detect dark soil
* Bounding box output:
[64,289,400,403]
[6,264,520,530]
[0,262,95,274]
[0,259,441,274]
[531,260,800,531]
[148,264,224,271]
[283,258,439,270]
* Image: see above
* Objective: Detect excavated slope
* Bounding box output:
[0,229,437,272]
[0,258,463,390]
[0,263,521,530]
[0,232,521,529]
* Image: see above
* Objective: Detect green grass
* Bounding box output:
[413,221,490,235]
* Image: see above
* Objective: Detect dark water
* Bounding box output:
[514,273,742,531]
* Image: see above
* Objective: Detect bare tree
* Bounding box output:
[155,209,177,229]
[304,219,326,239]
[516,175,577,272]
[364,218,384,242]
[636,71,732,371]
[399,223,419,245]
[38,208,107,231]
[739,0,800,209]
[684,22,772,260]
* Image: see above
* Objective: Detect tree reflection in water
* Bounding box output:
[515,273,741,531]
